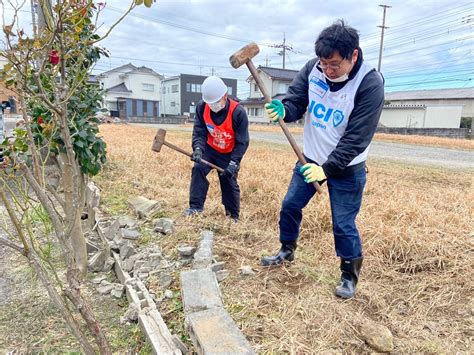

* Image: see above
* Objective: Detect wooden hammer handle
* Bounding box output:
[246,61,323,194]
[164,141,225,173]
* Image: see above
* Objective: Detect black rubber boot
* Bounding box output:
[335,257,363,299]
[261,241,297,266]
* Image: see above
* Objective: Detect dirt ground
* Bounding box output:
[98,125,472,353]
[1,124,472,353]
[0,207,150,353]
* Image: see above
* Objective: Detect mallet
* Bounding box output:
[229,43,323,194]
[152,128,224,173]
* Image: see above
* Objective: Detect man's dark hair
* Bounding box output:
[315,19,359,60]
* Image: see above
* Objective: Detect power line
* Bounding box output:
[105,5,274,47]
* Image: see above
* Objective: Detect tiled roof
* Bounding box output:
[107,83,132,93]
[258,66,298,81]
[239,93,285,105]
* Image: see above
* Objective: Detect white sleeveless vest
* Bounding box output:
[303,62,375,166]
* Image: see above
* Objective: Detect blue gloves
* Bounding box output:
[264,99,285,123]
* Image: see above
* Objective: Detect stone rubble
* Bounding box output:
[85,189,254,354]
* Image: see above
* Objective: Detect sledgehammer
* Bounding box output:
[152,128,224,173]
[229,43,323,194]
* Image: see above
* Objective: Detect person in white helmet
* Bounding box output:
[184,76,249,221]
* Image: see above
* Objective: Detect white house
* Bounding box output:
[240,66,298,123]
[96,63,163,120]
[161,76,181,116]
[161,74,238,119]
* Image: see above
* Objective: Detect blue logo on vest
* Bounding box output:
[308,100,345,128]
[332,110,344,127]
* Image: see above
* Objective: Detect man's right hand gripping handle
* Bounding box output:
[265,99,285,123]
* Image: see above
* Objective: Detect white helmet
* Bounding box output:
[202,76,228,104]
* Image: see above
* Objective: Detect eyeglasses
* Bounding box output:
[317,59,345,71]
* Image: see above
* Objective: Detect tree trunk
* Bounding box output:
[58,152,87,278]
[29,253,96,354]
[65,270,112,355]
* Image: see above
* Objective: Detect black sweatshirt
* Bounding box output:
[282,49,385,177]
[192,99,249,163]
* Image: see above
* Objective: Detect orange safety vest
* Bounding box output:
[203,99,239,154]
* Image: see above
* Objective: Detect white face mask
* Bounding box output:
[209,100,225,113]
[323,72,349,83]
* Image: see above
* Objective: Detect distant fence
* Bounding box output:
[376,127,471,139]
[126,116,188,124]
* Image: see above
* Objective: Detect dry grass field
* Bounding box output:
[96,124,473,353]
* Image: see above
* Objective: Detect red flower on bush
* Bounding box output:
[37,116,44,125]
[49,50,60,65]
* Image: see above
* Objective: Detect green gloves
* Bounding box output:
[264,99,285,123]
[300,163,326,183]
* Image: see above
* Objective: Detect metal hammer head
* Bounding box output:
[229,42,260,68]
[152,128,166,152]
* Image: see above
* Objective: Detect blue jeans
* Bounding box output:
[279,160,366,260]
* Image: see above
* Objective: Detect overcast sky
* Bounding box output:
[2,0,473,98]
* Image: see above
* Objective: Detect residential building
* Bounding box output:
[385,88,473,119]
[380,104,464,128]
[0,57,18,114]
[96,63,163,120]
[161,74,237,119]
[240,66,298,123]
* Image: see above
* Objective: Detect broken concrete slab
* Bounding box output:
[185,308,255,354]
[138,309,181,354]
[154,218,175,235]
[113,252,132,284]
[181,269,223,314]
[128,196,162,219]
[192,231,214,270]
[118,215,138,229]
[120,228,140,240]
[211,261,225,273]
[177,245,196,257]
[88,250,109,272]
[85,182,100,229]
[111,284,125,299]
[120,242,137,260]
[97,284,114,295]
[215,270,230,283]
[104,218,121,240]
[121,303,139,324]
[86,240,99,254]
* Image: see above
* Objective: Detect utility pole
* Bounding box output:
[282,32,286,69]
[30,0,38,38]
[270,32,300,69]
[377,4,391,72]
[36,0,48,32]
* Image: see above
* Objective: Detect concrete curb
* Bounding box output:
[180,231,255,354]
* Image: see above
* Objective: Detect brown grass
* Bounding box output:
[249,124,474,150]
[169,122,474,150]
[96,124,473,353]
[374,133,474,150]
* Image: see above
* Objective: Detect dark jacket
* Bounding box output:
[282,49,385,177]
[192,99,249,163]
